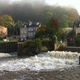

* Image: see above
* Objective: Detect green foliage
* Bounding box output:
[42,39,53,51]
[46,12,69,41]
[35,25,48,39]
[75,35,80,46]
[15,21,23,28]
[0,41,17,53]
[18,40,41,57]
[8,26,14,36]
[46,18,60,40]
[18,39,55,57]
[0,15,14,28]
[8,21,22,36]
[22,40,37,56]
[56,29,66,41]
[35,39,42,52]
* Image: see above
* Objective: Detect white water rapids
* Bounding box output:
[0,51,80,71]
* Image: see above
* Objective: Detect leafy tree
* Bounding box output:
[8,26,14,36]
[47,18,60,39]
[14,21,23,35]
[46,7,79,40]
[15,20,23,28]
[8,20,23,36]
[0,15,14,28]
[66,8,79,27]
[35,24,48,39]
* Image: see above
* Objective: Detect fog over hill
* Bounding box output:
[0,0,47,22]
[0,0,79,24]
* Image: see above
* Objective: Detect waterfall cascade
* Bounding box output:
[47,51,80,59]
[0,51,79,71]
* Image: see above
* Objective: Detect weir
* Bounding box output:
[60,46,80,52]
[0,51,79,71]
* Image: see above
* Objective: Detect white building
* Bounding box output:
[20,21,41,41]
[20,25,27,41]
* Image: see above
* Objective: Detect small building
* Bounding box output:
[27,21,41,39]
[75,27,80,35]
[66,20,80,46]
[67,30,76,46]
[20,21,41,41]
[20,25,27,41]
[73,19,80,35]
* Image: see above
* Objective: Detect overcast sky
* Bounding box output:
[46,0,80,14]
[1,0,80,14]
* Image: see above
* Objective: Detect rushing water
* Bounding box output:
[0,51,79,72]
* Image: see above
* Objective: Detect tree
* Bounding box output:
[15,20,23,28]
[8,20,23,36]
[46,6,79,40]
[47,18,60,39]
[14,21,23,35]
[35,24,47,39]
[0,15,14,28]
[47,16,68,41]
[66,8,79,27]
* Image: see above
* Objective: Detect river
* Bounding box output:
[0,51,80,80]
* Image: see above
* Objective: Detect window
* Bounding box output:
[28,32,34,37]
[28,27,34,31]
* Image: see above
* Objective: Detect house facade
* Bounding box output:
[67,20,80,46]
[20,21,41,41]
[75,27,80,35]
[20,25,27,41]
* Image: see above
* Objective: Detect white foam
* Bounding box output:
[0,53,11,57]
[0,51,79,71]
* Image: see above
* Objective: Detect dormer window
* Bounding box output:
[28,27,34,31]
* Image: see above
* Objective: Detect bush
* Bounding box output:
[0,41,17,53]
[23,40,37,56]
[42,39,54,51]
[18,38,56,57]
[35,39,42,52]
[18,40,42,57]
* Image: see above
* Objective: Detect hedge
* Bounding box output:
[18,40,40,57]
[17,39,55,57]
[0,41,18,53]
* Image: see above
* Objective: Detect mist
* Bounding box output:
[0,0,47,22]
[0,0,79,24]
